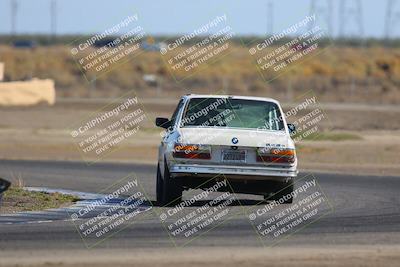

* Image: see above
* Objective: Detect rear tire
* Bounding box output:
[160,161,183,207]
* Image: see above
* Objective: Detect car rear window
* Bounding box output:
[180,98,285,131]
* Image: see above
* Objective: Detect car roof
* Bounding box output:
[183,94,280,104]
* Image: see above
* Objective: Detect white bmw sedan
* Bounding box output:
[156,94,298,206]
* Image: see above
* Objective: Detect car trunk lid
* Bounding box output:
[178,127,289,148]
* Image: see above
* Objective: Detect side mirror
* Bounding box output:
[0,178,11,194]
[155,117,171,129]
[287,123,296,134]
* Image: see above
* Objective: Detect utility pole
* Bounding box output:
[11,0,18,36]
[385,0,400,39]
[267,0,274,35]
[50,0,57,41]
[309,0,333,36]
[339,0,364,98]
[339,0,364,39]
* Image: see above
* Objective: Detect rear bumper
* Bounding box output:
[169,163,297,181]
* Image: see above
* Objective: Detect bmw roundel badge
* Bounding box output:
[231,137,239,144]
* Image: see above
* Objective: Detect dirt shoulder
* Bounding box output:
[0,245,399,267]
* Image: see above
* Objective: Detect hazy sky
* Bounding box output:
[0,0,398,38]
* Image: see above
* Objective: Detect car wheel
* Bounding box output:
[156,164,163,205]
[161,161,183,207]
[266,182,294,204]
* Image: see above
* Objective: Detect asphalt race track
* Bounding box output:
[0,159,399,250]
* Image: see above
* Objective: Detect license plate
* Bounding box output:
[222,150,246,163]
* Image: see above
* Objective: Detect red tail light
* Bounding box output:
[173,143,211,160]
[256,148,295,164]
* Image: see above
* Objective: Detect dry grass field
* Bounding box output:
[0,44,399,103]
